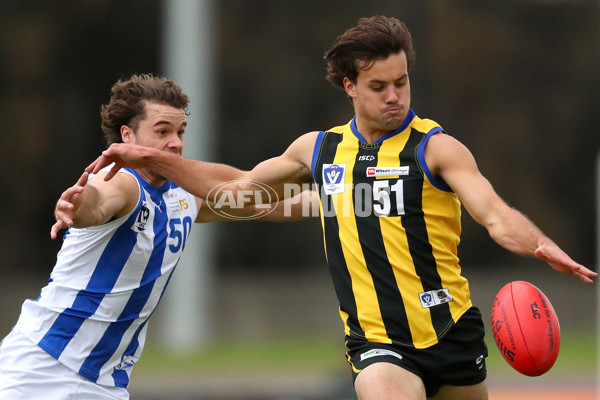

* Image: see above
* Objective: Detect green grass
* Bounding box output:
[136,335,345,375]
[485,327,598,381]
[136,328,597,381]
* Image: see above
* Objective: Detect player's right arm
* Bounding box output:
[86,131,318,202]
[50,171,139,239]
[425,132,597,284]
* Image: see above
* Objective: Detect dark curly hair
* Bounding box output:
[324,16,416,89]
[100,73,190,146]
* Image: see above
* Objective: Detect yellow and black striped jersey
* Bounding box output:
[311,109,472,349]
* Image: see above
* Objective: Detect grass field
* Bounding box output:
[130,328,598,399]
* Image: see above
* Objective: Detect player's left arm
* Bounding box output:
[194,190,319,223]
[426,133,597,284]
[50,172,88,239]
[50,170,139,238]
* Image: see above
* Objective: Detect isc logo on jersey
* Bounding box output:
[358,155,375,161]
[322,164,346,195]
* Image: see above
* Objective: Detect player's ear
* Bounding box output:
[343,77,357,99]
[121,125,135,144]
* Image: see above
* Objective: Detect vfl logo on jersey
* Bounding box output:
[366,166,409,178]
[132,202,150,232]
[322,164,346,195]
[419,288,453,309]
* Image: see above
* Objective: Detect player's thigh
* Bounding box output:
[354,361,426,400]
[429,380,488,400]
[0,330,72,399]
[0,329,128,400]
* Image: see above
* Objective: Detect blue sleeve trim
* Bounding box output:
[311,131,326,182]
[417,127,453,192]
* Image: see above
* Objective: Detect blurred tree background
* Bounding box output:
[0,0,597,349]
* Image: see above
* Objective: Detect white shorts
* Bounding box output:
[0,328,129,400]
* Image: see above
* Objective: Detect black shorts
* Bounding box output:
[345,307,488,398]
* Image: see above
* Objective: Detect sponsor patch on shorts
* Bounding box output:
[360,348,403,362]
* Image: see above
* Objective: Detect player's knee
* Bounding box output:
[355,362,426,400]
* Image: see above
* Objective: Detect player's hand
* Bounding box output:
[534,243,598,284]
[50,172,88,239]
[86,143,151,181]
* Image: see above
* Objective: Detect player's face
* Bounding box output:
[344,51,411,140]
[128,102,187,156]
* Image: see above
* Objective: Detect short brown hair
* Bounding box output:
[100,73,190,146]
[324,16,416,89]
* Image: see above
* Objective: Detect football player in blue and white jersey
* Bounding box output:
[0,74,311,400]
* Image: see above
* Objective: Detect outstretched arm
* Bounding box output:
[50,170,139,239]
[87,145,244,199]
[51,172,88,239]
[426,133,597,284]
[86,131,318,202]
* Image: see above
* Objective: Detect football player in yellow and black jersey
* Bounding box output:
[87,16,597,400]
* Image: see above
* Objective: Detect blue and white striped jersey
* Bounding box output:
[15,167,198,388]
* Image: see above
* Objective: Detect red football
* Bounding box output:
[491,280,560,376]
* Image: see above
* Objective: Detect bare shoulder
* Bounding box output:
[424,132,475,176]
[88,170,140,217]
[88,170,138,192]
[283,131,321,165]
[426,132,469,155]
[247,131,321,187]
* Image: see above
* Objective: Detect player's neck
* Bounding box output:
[135,167,168,187]
[354,118,391,144]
